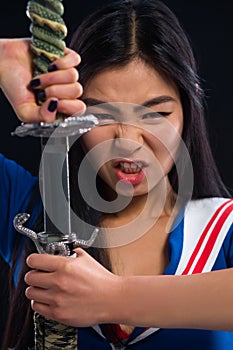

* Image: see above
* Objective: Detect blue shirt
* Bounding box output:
[0,154,42,283]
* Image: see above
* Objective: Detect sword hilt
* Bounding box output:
[13,212,99,256]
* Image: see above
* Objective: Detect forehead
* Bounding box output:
[83,59,180,104]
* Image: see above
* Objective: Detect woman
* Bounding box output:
[1,1,233,349]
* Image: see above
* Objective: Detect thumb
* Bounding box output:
[17,97,59,123]
[73,247,86,257]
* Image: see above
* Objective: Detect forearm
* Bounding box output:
[106,268,233,331]
[0,38,32,103]
[25,250,233,330]
[0,39,8,86]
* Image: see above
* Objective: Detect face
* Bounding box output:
[81,59,183,198]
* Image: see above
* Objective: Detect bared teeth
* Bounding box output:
[119,162,142,174]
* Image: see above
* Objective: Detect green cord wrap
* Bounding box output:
[27,0,67,76]
[34,313,78,350]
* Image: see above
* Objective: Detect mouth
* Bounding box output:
[113,159,147,185]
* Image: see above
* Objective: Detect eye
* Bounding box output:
[141,112,171,124]
[93,113,116,125]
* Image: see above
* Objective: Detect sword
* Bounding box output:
[13,117,99,350]
[12,1,99,349]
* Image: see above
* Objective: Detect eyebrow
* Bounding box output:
[82,96,176,113]
[136,96,176,111]
[82,98,120,113]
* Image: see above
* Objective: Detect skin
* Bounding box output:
[0,38,85,122]
[81,59,183,199]
[1,39,233,332]
[25,250,233,331]
[79,60,184,258]
[79,60,183,333]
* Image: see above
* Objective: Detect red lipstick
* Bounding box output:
[116,168,145,184]
[113,159,147,185]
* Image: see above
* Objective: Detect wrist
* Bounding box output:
[99,274,174,327]
[99,274,144,326]
[0,39,13,88]
[98,274,128,325]
[0,39,5,84]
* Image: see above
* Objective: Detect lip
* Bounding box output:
[115,168,145,184]
[113,158,147,185]
[113,158,148,168]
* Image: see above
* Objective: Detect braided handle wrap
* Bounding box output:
[34,313,78,350]
[27,0,67,76]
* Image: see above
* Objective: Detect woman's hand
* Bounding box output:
[25,248,122,327]
[0,38,86,123]
[25,248,233,331]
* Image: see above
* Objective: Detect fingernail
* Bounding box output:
[48,64,58,72]
[29,78,41,88]
[47,100,58,112]
[37,90,46,103]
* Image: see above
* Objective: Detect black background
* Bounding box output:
[0,1,232,193]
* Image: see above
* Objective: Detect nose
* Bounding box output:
[114,123,144,156]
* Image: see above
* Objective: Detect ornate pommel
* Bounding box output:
[27,0,67,76]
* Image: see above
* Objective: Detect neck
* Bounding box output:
[115,179,176,221]
[97,179,181,250]
[100,178,179,235]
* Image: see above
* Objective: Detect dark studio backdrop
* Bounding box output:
[0,0,232,193]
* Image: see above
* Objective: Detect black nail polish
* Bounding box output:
[48,64,58,72]
[37,90,46,103]
[29,78,41,88]
[48,100,58,112]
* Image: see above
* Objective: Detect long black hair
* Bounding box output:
[69,0,229,201]
[2,1,230,349]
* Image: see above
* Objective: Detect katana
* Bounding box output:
[12,1,99,349]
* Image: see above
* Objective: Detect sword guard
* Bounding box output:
[12,114,99,138]
[13,213,99,256]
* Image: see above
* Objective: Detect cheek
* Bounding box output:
[146,123,182,173]
[81,125,116,152]
[156,140,180,173]
[80,129,114,178]
[81,131,100,153]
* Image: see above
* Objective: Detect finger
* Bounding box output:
[30,68,79,90]
[19,97,86,123]
[25,286,52,305]
[26,253,68,272]
[31,300,56,321]
[38,97,60,122]
[18,97,58,123]
[49,49,81,71]
[57,99,86,116]
[44,82,83,101]
[73,247,87,257]
[24,270,54,289]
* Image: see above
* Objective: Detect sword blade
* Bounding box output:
[40,136,71,236]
